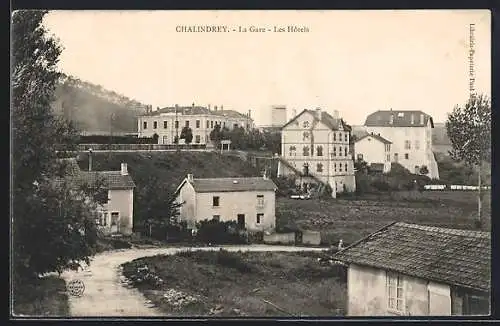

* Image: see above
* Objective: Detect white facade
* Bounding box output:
[176,177,276,233]
[137,106,254,145]
[362,111,439,179]
[278,109,356,196]
[354,134,392,173]
[98,188,134,235]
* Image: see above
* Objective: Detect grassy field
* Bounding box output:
[277,190,491,246]
[121,250,346,317]
[12,275,70,317]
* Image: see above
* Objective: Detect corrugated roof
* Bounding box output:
[186,177,277,193]
[364,110,434,128]
[333,222,490,292]
[355,133,392,144]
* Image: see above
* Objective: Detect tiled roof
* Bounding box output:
[355,133,392,144]
[282,109,352,132]
[140,106,249,120]
[187,177,277,193]
[80,171,136,189]
[364,110,434,128]
[333,222,491,292]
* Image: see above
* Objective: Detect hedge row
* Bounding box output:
[78,135,156,144]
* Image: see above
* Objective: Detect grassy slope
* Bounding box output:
[277,190,491,246]
[12,276,70,317]
[122,251,346,317]
[77,151,261,196]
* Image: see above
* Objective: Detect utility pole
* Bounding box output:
[175,105,179,153]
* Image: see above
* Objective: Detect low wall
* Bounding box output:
[302,231,321,246]
[263,232,295,245]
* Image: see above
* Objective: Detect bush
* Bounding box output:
[78,135,156,144]
[195,219,247,244]
[371,180,390,192]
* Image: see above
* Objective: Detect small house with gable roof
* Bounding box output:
[333,222,490,316]
[174,174,277,232]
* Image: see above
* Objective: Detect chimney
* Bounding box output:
[411,114,415,124]
[208,104,211,111]
[214,105,218,111]
[315,108,322,120]
[187,174,194,182]
[220,105,223,111]
[332,110,340,119]
[192,102,195,108]
[121,163,128,176]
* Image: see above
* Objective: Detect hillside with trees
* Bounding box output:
[51,74,147,133]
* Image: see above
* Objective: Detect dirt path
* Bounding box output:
[61,245,328,317]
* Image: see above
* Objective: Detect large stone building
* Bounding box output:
[355,110,439,179]
[137,104,254,145]
[277,108,356,197]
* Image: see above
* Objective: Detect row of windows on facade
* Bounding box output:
[404,140,428,150]
[211,213,265,225]
[96,211,119,226]
[288,145,350,157]
[386,271,489,315]
[212,195,265,208]
[302,131,349,143]
[295,162,349,173]
[142,120,246,130]
[357,152,412,162]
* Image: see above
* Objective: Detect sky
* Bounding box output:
[43,10,491,126]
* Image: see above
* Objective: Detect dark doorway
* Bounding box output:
[237,214,245,229]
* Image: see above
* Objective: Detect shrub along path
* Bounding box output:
[60,245,327,317]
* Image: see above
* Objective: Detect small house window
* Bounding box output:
[213,196,220,207]
[404,140,411,150]
[303,146,310,156]
[143,121,147,129]
[206,120,209,128]
[303,132,310,141]
[210,121,214,128]
[212,215,220,222]
[101,211,108,226]
[195,135,201,143]
[175,120,179,129]
[317,146,323,156]
[339,147,343,156]
[415,140,420,150]
[289,146,296,156]
[387,154,390,162]
[303,121,310,128]
[195,120,200,128]
[163,121,168,129]
[357,154,363,161]
[257,195,264,208]
[345,163,348,172]
[334,163,337,172]
[345,147,348,156]
[333,133,336,141]
[256,213,264,224]
[405,153,409,160]
[345,133,348,142]
[153,121,158,129]
[387,272,405,313]
[185,120,190,128]
[317,163,323,173]
[333,147,337,157]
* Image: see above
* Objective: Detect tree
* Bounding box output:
[209,124,223,147]
[180,126,193,144]
[12,10,99,279]
[419,165,429,175]
[354,158,369,174]
[446,94,491,226]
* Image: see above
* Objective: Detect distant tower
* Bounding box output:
[271,106,287,127]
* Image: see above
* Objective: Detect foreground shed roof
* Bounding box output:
[333,222,490,292]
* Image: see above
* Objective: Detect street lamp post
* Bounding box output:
[88,148,93,172]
